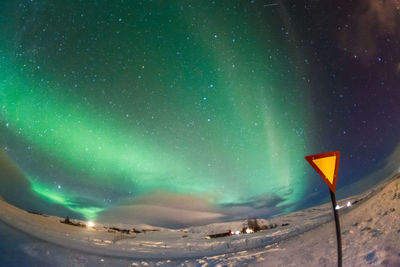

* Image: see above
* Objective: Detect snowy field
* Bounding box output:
[0,174,400,266]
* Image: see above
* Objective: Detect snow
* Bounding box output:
[0,174,399,266]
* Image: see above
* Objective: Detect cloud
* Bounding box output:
[361,0,399,31]
[339,0,400,60]
[97,191,290,228]
[98,204,224,229]
[0,151,31,203]
[0,150,292,228]
[97,191,225,228]
[336,143,400,198]
[0,151,83,219]
[219,193,291,221]
[124,190,218,212]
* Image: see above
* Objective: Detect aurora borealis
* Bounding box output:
[1,0,400,223]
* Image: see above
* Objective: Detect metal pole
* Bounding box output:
[330,189,342,267]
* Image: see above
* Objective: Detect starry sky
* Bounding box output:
[0,0,399,224]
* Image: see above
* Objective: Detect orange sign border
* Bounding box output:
[305,151,340,192]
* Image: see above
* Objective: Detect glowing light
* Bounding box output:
[246,228,253,234]
[335,204,341,210]
[0,1,311,220]
[346,201,351,207]
[88,221,95,227]
[29,177,104,220]
[235,230,240,235]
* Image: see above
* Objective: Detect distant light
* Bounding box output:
[335,205,341,210]
[88,221,95,227]
[235,230,240,235]
[57,185,61,190]
[346,201,351,207]
[246,228,253,234]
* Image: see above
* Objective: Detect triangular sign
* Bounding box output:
[305,151,340,192]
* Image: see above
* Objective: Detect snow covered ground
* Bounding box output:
[1,174,399,266]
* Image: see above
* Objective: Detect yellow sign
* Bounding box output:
[305,151,340,192]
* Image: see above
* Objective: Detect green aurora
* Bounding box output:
[0,1,311,220]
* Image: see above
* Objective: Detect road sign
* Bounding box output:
[305,151,340,192]
[305,150,342,267]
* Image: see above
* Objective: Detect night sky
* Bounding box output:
[0,0,399,223]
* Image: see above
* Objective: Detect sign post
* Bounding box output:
[305,151,342,267]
